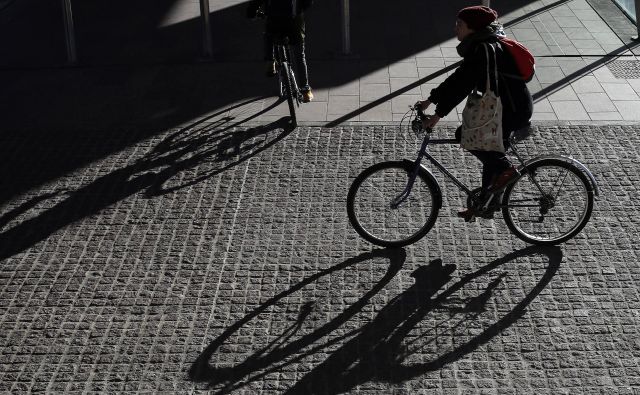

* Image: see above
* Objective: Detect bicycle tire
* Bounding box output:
[347,161,441,247]
[502,158,594,245]
[281,61,297,126]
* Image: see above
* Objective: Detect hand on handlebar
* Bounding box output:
[422,114,441,129]
[416,100,431,112]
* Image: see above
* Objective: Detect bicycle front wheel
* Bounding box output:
[502,159,594,245]
[347,161,440,247]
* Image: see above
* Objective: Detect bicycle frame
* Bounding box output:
[393,122,599,212]
[274,42,301,101]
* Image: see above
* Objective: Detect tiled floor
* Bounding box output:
[242,0,640,124]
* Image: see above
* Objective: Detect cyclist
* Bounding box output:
[246,0,314,103]
[417,6,533,221]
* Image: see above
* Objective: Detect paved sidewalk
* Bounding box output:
[2,0,640,393]
[1,124,640,393]
[253,0,640,125]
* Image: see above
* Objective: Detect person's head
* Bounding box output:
[455,6,498,41]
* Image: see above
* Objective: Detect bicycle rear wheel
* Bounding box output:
[281,61,297,127]
[502,158,594,245]
[347,161,440,247]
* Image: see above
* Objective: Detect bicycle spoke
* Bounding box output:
[503,160,593,245]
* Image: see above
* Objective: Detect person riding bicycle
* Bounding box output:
[246,0,314,103]
[417,6,533,222]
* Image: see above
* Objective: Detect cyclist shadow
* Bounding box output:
[189,245,562,394]
[188,248,408,392]
[0,98,292,260]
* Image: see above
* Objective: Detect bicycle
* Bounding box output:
[346,105,598,247]
[273,35,303,127]
[252,6,302,127]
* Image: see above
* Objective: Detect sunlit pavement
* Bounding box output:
[1,123,639,393]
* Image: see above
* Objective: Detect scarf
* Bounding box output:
[456,22,505,57]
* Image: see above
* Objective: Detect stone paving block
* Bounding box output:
[359,83,391,102]
[613,101,640,120]
[391,94,422,114]
[579,92,617,112]
[550,101,589,120]
[602,83,640,101]
[571,75,605,93]
[552,17,583,28]
[329,81,359,96]
[388,62,419,78]
[3,124,639,393]
[589,111,623,121]
[536,66,566,84]
[548,85,579,101]
[390,78,422,96]
[328,95,360,115]
[358,101,392,121]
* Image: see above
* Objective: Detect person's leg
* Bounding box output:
[293,40,310,91]
[291,14,312,101]
[263,19,276,76]
[470,150,512,190]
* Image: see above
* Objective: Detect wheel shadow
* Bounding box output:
[0,98,293,260]
[189,245,562,394]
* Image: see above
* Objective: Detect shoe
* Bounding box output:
[489,166,520,191]
[265,61,276,77]
[457,208,476,222]
[302,89,314,103]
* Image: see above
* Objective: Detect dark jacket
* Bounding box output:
[246,0,313,19]
[428,25,533,133]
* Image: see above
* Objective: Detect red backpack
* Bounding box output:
[499,37,535,82]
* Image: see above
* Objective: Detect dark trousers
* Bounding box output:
[263,15,310,91]
[455,126,512,190]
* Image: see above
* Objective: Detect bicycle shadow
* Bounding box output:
[190,245,562,394]
[0,98,293,260]
[188,248,407,392]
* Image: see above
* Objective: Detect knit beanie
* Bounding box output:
[457,6,498,31]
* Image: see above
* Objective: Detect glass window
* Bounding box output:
[613,0,637,22]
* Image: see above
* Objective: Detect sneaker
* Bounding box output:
[265,61,276,77]
[489,166,520,191]
[302,89,314,103]
[457,208,476,222]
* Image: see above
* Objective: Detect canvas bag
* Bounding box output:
[460,43,505,153]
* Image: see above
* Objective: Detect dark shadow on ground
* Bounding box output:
[190,245,562,394]
[0,0,536,206]
[188,248,407,393]
[0,99,293,260]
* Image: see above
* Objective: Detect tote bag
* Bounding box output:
[460,43,505,153]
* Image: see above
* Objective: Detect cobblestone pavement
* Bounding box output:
[1,122,640,394]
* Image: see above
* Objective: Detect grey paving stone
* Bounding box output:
[2,124,640,394]
[388,62,419,78]
[359,83,391,102]
[602,83,640,100]
[328,95,360,115]
[579,92,617,112]
[536,66,566,84]
[613,101,640,120]
[550,100,589,120]
[571,75,604,97]
[548,86,579,101]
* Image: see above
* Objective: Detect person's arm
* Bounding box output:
[428,47,485,118]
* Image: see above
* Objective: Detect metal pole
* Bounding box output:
[199,0,213,58]
[482,0,490,6]
[340,0,351,55]
[61,0,77,64]
[633,0,640,40]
